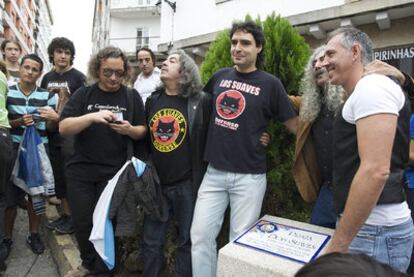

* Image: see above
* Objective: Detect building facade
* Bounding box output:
[158,0,414,76]
[34,0,53,71]
[1,0,53,71]
[92,0,161,67]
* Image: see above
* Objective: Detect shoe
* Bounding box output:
[0,260,6,272]
[48,196,61,205]
[64,265,91,277]
[55,216,74,234]
[2,239,12,259]
[26,233,45,254]
[47,215,66,230]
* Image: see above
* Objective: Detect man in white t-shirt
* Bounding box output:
[322,27,414,272]
[133,48,160,104]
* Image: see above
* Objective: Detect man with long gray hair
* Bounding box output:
[142,49,211,277]
[290,45,344,229]
[322,27,414,272]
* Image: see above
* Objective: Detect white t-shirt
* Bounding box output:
[342,73,411,226]
[133,67,161,104]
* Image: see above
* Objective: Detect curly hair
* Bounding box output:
[87,46,130,83]
[230,21,265,69]
[165,49,202,98]
[47,37,75,65]
[299,45,344,122]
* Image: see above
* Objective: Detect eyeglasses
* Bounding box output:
[102,68,125,78]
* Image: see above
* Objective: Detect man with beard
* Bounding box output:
[291,46,406,230]
[290,45,344,229]
[41,37,86,234]
[322,27,414,272]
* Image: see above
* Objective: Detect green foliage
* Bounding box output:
[200,31,232,84]
[199,14,312,224]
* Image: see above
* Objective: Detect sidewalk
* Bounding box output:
[4,207,59,277]
[43,204,81,277]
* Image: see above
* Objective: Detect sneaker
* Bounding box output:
[26,233,45,254]
[64,265,91,277]
[47,215,66,230]
[55,216,74,235]
[2,239,12,258]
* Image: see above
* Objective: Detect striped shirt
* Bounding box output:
[7,84,56,144]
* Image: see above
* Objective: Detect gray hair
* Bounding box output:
[299,45,344,122]
[328,27,373,65]
[169,49,202,98]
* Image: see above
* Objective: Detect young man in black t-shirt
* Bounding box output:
[40,37,86,234]
[190,21,297,277]
[143,49,211,277]
[60,47,146,276]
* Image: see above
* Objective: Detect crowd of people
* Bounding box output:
[0,19,413,277]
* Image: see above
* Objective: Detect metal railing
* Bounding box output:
[110,0,155,9]
[108,36,160,54]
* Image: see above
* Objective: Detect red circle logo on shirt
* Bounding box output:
[149,109,187,152]
[216,90,246,120]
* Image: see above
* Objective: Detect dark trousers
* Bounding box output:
[66,175,110,274]
[310,183,337,229]
[0,129,13,260]
[142,178,195,277]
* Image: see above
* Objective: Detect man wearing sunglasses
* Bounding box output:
[60,46,146,277]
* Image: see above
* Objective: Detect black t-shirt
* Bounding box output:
[204,68,296,174]
[40,68,86,114]
[60,84,146,181]
[148,92,192,185]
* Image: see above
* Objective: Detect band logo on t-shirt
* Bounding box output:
[214,79,260,131]
[149,108,187,152]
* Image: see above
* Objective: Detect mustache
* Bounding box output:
[314,67,328,77]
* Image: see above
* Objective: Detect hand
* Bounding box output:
[324,241,348,255]
[109,120,132,136]
[260,132,270,147]
[90,110,116,124]
[21,114,34,126]
[38,107,59,122]
[363,60,405,85]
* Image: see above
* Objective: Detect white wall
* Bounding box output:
[159,0,345,44]
[109,16,160,53]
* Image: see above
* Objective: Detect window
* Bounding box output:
[136,27,149,50]
[138,0,151,5]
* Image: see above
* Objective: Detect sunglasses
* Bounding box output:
[102,68,125,78]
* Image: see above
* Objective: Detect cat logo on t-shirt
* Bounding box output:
[216,90,246,120]
[150,108,187,152]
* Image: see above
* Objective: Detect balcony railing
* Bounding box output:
[108,36,160,55]
[111,0,155,9]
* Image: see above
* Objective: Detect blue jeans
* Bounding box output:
[142,178,195,277]
[348,218,414,273]
[310,184,336,229]
[191,165,267,277]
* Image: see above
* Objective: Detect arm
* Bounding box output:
[283,116,298,134]
[59,110,116,136]
[326,113,397,253]
[409,139,414,166]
